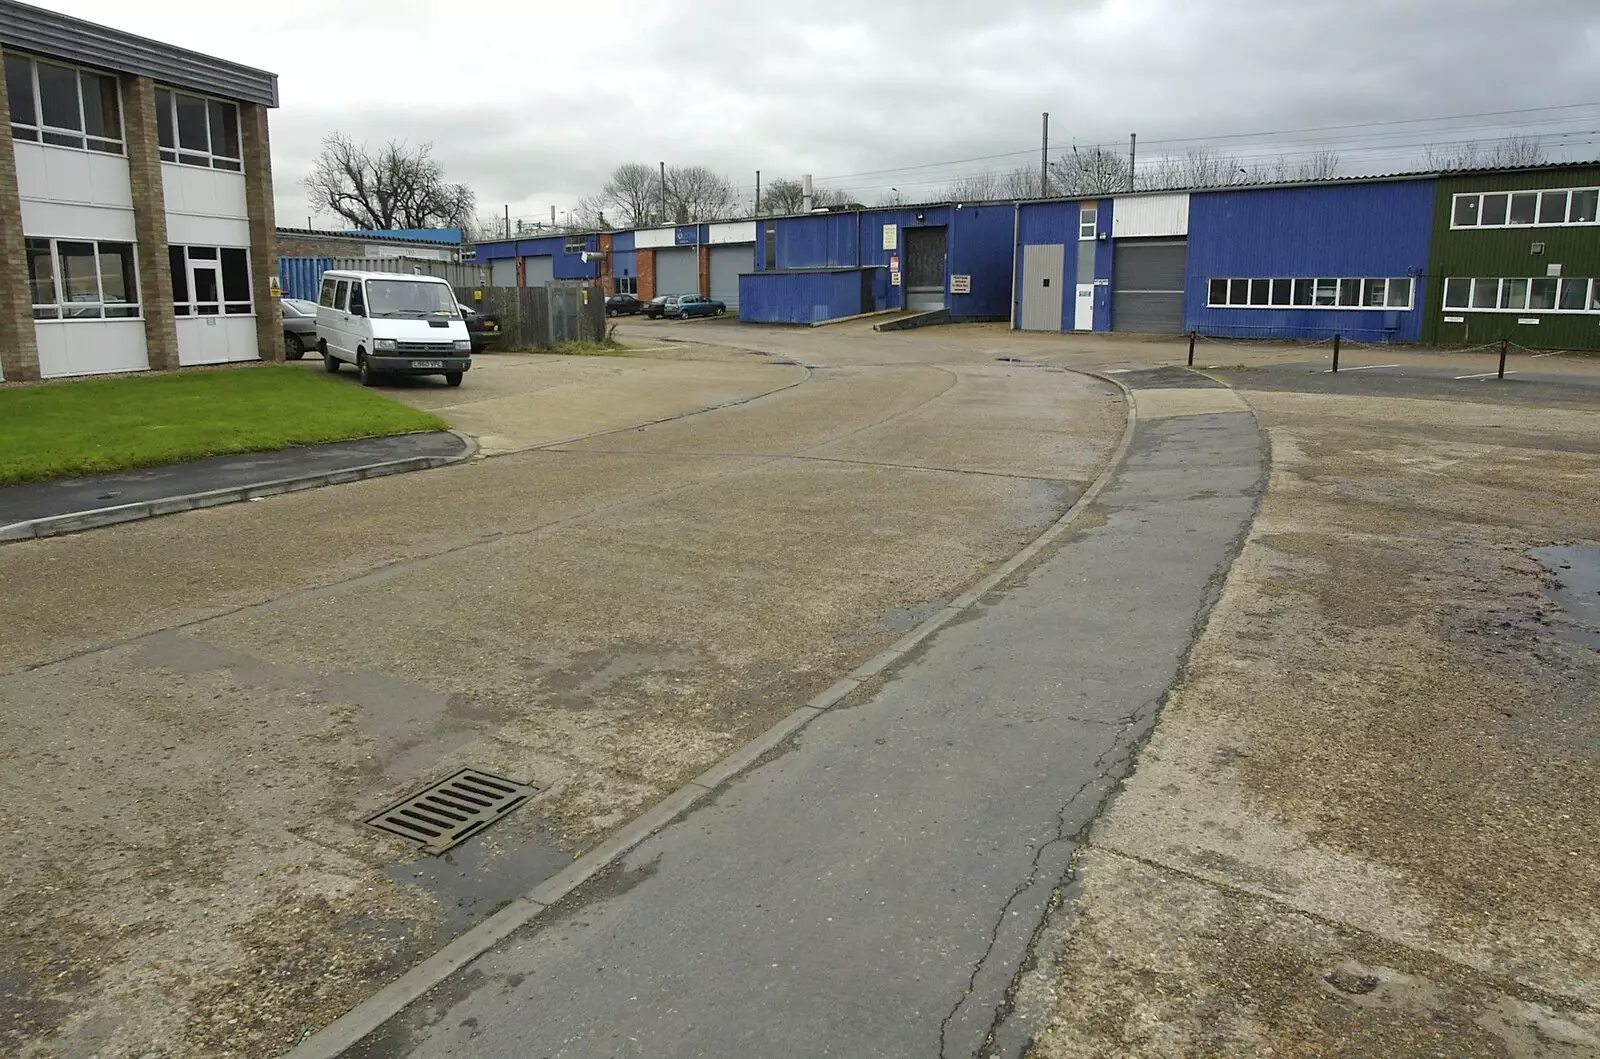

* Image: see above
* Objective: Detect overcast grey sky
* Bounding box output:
[33,0,1600,227]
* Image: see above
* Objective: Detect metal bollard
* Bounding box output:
[1188,331,1195,367]
[1331,333,1341,373]
[1498,338,1508,380]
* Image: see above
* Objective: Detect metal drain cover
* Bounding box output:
[366,768,536,855]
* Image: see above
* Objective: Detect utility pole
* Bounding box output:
[503,204,510,239]
[1041,112,1050,197]
[1129,132,1137,191]
[659,161,667,226]
[754,170,761,217]
[550,205,556,230]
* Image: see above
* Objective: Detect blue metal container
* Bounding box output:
[278,256,332,301]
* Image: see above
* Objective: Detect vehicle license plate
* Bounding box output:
[413,360,443,369]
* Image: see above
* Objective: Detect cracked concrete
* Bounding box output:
[327,389,1265,1057]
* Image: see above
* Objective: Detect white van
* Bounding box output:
[314,270,473,387]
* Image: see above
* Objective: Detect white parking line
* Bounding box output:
[1454,371,1519,380]
[1324,363,1400,373]
[1104,368,1130,374]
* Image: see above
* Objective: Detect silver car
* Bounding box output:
[280,297,318,360]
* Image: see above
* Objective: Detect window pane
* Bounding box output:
[155,89,175,149]
[1387,278,1411,307]
[1442,278,1469,308]
[1592,282,1600,312]
[1481,194,1508,225]
[1292,279,1313,306]
[1470,278,1498,308]
[1539,190,1568,225]
[334,280,349,310]
[1529,277,1557,311]
[175,92,208,152]
[26,237,56,305]
[5,55,36,127]
[1452,195,1479,226]
[1362,278,1386,306]
[1208,278,1227,305]
[187,246,217,260]
[349,283,366,314]
[57,241,100,316]
[1249,278,1270,305]
[1500,277,1528,309]
[80,71,119,142]
[36,61,82,131]
[1228,278,1249,306]
[169,246,189,303]
[1508,193,1537,225]
[1313,279,1337,306]
[1570,189,1599,223]
[98,242,137,307]
[1559,277,1588,310]
[221,248,251,303]
[208,100,240,159]
[319,277,337,307]
[193,265,219,310]
[1270,278,1291,305]
[1338,278,1360,306]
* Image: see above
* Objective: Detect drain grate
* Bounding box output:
[365,768,536,855]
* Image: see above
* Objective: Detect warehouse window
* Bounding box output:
[1452,186,1600,229]
[170,245,253,315]
[155,88,243,171]
[5,54,123,154]
[1444,276,1598,313]
[1442,278,1471,309]
[1079,206,1098,240]
[615,276,636,295]
[1207,277,1414,310]
[26,237,139,319]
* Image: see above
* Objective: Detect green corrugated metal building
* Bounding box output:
[1424,163,1600,350]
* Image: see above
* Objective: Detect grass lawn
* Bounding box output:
[0,365,447,485]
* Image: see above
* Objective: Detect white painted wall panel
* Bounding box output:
[166,212,251,246]
[634,227,677,248]
[14,142,133,209]
[708,221,756,245]
[161,163,248,220]
[176,315,260,366]
[35,320,149,378]
[1111,193,1190,238]
[19,199,137,241]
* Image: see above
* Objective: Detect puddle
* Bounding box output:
[1530,545,1600,651]
[384,834,572,939]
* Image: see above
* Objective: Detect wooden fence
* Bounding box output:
[466,282,607,350]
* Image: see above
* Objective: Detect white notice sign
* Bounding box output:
[882,224,897,250]
[950,274,971,294]
[1548,263,1563,277]
[890,271,901,286]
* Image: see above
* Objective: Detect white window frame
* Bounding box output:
[5,53,125,155]
[1079,206,1098,240]
[1450,186,1600,229]
[614,276,637,295]
[25,236,142,321]
[1205,277,1414,311]
[1441,276,1599,314]
[170,245,255,317]
[155,87,244,172]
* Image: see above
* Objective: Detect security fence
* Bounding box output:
[468,282,607,350]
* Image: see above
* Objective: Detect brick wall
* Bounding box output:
[697,244,710,297]
[0,44,41,381]
[637,249,656,301]
[598,233,614,295]
[275,231,456,262]
[122,75,178,371]
[239,102,281,362]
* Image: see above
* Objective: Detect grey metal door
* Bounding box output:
[490,257,517,287]
[1111,239,1187,333]
[708,244,750,313]
[523,255,555,288]
[656,247,698,296]
[904,226,947,311]
[1019,243,1065,331]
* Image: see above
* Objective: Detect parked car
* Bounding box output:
[644,295,672,319]
[671,294,727,319]
[606,293,643,317]
[280,297,319,359]
[314,270,472,387]
[457,303,502,352]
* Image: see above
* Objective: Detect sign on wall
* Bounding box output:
[950,274,971,294]
[890,255,900,270]
[890,270,901,286]
[882,225,898,250]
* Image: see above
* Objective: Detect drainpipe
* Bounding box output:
[1009,203,1020,330]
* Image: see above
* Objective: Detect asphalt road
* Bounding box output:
[339,391,1266,1058]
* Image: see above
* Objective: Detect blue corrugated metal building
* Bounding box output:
[1184,181,1436,341]
[278,256,331,301]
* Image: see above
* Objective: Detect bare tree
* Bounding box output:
[597,162,662,227]
[1489,134,1547,168]
[1427,134,1546,172]
[566,194,612,231]
[940,169,1003,201]
[759,178,852,214]
[1050,145,1132,196]
[305,133,474,230]
[999,165,1049,199]
[662,165,738,222]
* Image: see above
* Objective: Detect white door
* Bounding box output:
[1074,284,1094,331]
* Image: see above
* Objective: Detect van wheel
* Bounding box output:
[323,351,339,373]
[358,356,377,386]
[445,372,463,387]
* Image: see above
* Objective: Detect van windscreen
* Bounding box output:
[365,279,459,318]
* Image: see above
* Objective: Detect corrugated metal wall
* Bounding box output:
[1186,181,1435,341]
[1111,193,1190,237]
[709,244,752,312]
[277,257,490,301]
[279,257,332,301]
[655,247,699,295]
[1012,201,1076,328]
[738,269,868,324]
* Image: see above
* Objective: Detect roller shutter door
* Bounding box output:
[709,244,750,313]
[655,247,698,297]
[1111,239,1187,333]
[523,255,554,287]
[490,257,517,287]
